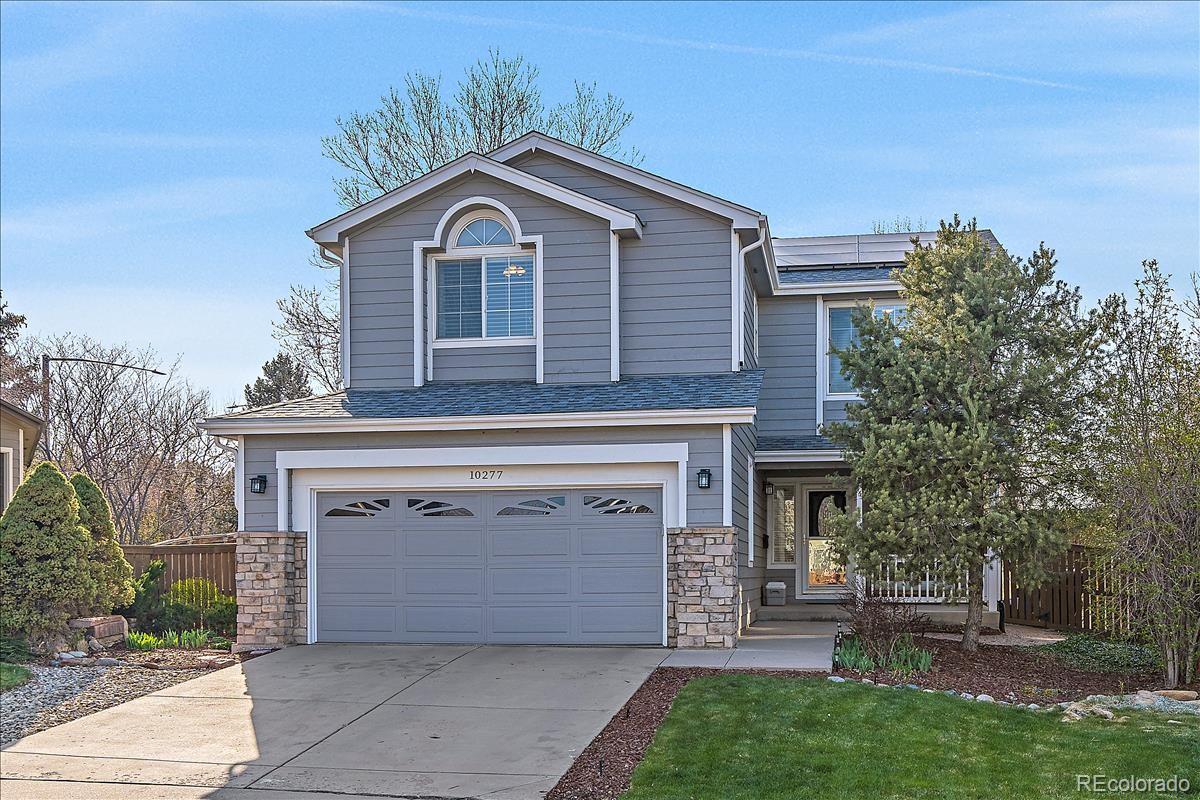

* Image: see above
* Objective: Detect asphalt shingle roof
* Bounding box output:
[756,435,839,451]
[213,371,764,421]
[777,267,899,285]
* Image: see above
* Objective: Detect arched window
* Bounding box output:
[456,217,513,247]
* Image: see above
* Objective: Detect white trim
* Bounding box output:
[0,447,13,509]
[755,449,845,463]
[746,454,755,567]
[815,294,825,429]
[203,406,758,436]
[277,443,689,472]
[235,435,245,530]
[277,467,289,532]
[730,229,741,371]
[533,236,544,383]
[774,280,902,296]
[721,424,732,526]
[609,232,620,382]
[443,207,517,249]
[308,153,642,246]
[17,427,25,483]
[431,337,535,350]
[488,133,762,229]
[340,236,350,388]
[413,238,431,387]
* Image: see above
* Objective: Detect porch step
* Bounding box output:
[757,603,1000,628]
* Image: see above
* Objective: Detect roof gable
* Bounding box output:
[489,132,763,229]
[307,152,643,250]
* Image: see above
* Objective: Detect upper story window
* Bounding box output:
[827,302,906,395]
[435,215,534,342]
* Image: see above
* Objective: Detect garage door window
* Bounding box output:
[583,495,655,515]
[325,498,391,517]
[407,498,475,517]
[497,495,567,516]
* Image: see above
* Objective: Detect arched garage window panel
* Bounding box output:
[408,498,475,517]
[583,495,655,515]
[325,498,391,517]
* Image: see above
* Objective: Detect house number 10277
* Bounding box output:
[469,469,503,480]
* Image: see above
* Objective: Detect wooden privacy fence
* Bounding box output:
[1000,545,1128,633]
[123,543,238,594]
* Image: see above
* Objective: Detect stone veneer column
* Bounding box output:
[233,531,306,653]
[667,527,738,648]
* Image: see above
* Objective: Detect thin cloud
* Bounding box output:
[337,2,1086,91]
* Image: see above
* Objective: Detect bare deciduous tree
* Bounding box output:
[272,282,342,394]
[18,334,234,544]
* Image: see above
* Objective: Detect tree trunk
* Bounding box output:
[961,580,984,653]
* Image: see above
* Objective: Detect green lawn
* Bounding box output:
[624,677,1199,800]
[0,662,32,691]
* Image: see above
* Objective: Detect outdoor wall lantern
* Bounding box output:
[764,483,775,496]
[696,469,712,489]
[249,475,268,494]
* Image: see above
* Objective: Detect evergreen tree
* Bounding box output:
[70,472,135,611]
[825,218,1108,650]
[0,462,99,645]
[244,352,311,409]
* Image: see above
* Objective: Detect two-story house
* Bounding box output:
[202,132,1002,651]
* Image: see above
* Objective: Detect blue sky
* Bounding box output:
[2,1,1197,406]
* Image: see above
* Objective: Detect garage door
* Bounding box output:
[313,488,664,644]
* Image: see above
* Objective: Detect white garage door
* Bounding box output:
[313,488,664,644]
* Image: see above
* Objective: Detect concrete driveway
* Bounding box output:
[1,644,667,800]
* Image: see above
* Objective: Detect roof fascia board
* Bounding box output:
[201,406,758,435]
[773,280,903,296]
[490,133,763,228]
[754,449,845,463]
[307,154,642,246]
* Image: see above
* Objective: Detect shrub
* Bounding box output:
[121,560,167,632]
[840,593,930,666]
[0,463,99,645]
[163,578,236,635]
[0,634,33,664]
[70,473,134,611]
[1041,633,1162,674]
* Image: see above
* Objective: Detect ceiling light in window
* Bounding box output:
[502,262,526,278]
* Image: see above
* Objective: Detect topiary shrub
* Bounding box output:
[70,472,135,611]
[0,462,100,646]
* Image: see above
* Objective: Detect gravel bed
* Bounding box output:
[0,664,207,747]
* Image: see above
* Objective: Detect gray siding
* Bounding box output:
[346,172,612,388]
[730,423,762,629]
[507,152,734,377]
[756,296,818,437]
[431,345,535,382]
[241,424,724,532]
[742,265,758,369]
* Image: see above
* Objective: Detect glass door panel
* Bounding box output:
[803,489,847,591]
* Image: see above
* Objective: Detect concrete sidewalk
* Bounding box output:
[1,644,667,800]
[660,620,836,670]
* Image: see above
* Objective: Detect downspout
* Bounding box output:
[736,219,769,368]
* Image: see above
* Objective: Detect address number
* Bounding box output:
[469,469,504,480]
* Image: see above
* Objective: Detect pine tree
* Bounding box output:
[0,462,99,645]
[244,352,312,409]
[825,217,1108,651]
[71,472,135,611]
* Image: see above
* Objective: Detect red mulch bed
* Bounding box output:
[547,641,1185,800]
[834,638,1166,704]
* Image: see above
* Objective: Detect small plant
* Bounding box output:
[1041,634,1162,674]
[125,631,159,651]
[178,629,211,649]
[839,593,931,666]
[208,634,233,651]
[834,636,876,672]
[886,634,934,678]
[162,578,237,635]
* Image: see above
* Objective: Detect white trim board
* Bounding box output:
[773,280,902,296]
[203,407,758,436]
[721,424,732,526]
[609,232,620,382]
[754,449,845,463]
[308,153,643,248]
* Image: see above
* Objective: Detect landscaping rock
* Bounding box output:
[85,637,104,653]
[905,683,921,690]
[1028,703,1040,710]
[861,679,874,685]
[827,676,846,683]
[1154,690,1198,701]
[977,694,995,703]
[961,693,974,700]
[66,651,87,659]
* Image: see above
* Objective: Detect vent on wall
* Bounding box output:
[325,498,391,517]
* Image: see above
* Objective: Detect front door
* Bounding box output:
[801,487,847,594]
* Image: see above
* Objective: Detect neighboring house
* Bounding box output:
[0,398,44,513]
[202,132,1002,651]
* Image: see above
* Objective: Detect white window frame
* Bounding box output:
[822,298,908,401]
[431,211,536,349]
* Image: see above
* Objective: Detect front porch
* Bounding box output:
[757,599,1001,629]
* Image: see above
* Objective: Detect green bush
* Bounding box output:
[163,578,236,635]
[0,634,33,663]
[121,560,167,632]
[125,628,215,651]
[1041,634,1162,674]
[835,636,875,672]
[0,463,100,645]
[70,473,134,611]
[125,631,159,651]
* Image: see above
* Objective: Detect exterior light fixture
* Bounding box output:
[696,469,712,489]
[502,262,526,278]
[249,475,268,494]
[764,483,775,496]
